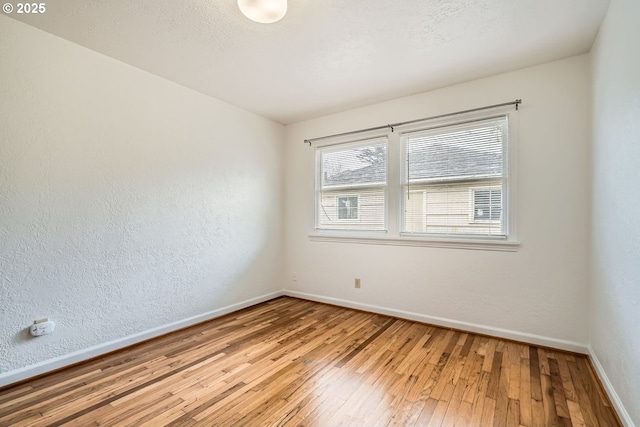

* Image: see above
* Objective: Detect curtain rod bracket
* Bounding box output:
[388,125,394,132]
[304,139,311,146]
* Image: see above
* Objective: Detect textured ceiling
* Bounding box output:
[9,0,610,124]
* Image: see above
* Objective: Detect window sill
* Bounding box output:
[308,232,520,252]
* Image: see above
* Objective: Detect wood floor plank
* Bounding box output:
[549,357,572,424]
[519,354,533,426]
[494,349,511,427]
[468,369,490,425]
[415,397,439,426]
[0,297,622,427]
[567,360,599,427]
[480,396,497,426]
[541,372,560,426]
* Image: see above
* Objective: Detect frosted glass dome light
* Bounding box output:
[238,0,287,24]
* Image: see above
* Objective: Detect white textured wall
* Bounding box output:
[284,56,592,349]
[590,0,640,424]
[0,17,284,380]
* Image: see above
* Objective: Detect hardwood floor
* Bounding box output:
[0,297,620,426]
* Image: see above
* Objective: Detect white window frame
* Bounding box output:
[309,108,519,251]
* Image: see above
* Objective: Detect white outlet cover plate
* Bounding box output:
[29,320,55,337]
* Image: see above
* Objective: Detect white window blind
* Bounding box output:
[402,116,508,237]
[316,138,387,231]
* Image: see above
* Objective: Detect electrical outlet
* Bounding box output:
[292,272,298,282]
[29,319,55,337]
[355,278,361,288]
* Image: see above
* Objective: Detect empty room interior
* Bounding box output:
[0,0,638,426]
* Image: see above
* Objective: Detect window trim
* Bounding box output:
[308,232,519,251]
[310,107,519,250]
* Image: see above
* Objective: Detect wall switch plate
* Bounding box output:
[30,319,55,337]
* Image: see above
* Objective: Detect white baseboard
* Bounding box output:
[588,346,635,427]
[284,290,589,354]
[0,291,285,388]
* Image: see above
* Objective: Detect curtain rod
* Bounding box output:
[303,99,522,145]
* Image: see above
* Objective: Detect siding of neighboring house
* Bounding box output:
[405,182,503,236]
[318,188,385,230]
[318,181,502,235]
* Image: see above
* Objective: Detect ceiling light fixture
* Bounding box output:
[237,0,287,24]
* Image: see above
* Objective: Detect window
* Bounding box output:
[315,138,387,231]
[312,111,515,248]
[402,116,508,238]
[337,196,359,219]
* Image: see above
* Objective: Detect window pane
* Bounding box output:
[403,117,507,237]
[322,143,386,188]
[317,138,387,231]
[407,119,504,183]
